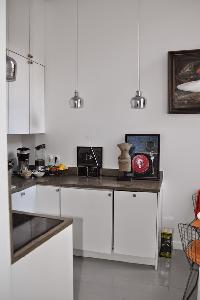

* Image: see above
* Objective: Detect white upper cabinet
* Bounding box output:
[30,62,45,133]
[7,51,45,134]
[7,0,29,58]
[30,0,45,65]
[7,0,45,134]
[8,51,29,134]
[7,0,45,65]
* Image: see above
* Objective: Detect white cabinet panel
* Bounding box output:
[12,185,60,216]
[11,225,73,300]
[30,63,45,133]
[61,188,112,254]
[7,0,45,65]
[114,191,157,259]
[30,0,45,65]
[8,52,29,134]
[35,185,60,216]
[12,186,36,213]
[7,0,29,57]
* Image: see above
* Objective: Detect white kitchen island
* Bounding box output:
[11,212,73,300]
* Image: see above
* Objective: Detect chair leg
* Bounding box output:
[182,267,199,300]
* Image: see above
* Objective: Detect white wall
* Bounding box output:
[36,0,200,247]
[0,0,11,298]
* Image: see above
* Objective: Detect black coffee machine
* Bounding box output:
[77,147,102,177]
[17,147,30,172]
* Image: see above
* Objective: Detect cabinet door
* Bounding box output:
[61,188,112,254]
[30,0,45,65]
[11,192,20,210]
[12,186,36,213]
[29,62,45,133]
[8,51,29,134]
[114,191,157,258]
[7,0,29,57]
[35,185,60,216]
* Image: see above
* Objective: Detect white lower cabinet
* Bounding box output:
[12,185,60,216]
[61,188,113,254]
[12,186,36,213]
[114,191,157,260]
[35,185,60,216]
[11,225,73,300]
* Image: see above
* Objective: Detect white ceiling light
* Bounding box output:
[130,0,146,109]
[69,0,84,109]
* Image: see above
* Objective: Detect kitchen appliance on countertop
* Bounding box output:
[77,147,102,177]
[35,144,46,171]
[17,147,30,172]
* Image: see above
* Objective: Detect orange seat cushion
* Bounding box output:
[191,219,200,228]
[186,240,200,265]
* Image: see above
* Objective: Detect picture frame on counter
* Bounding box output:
[168,49,200,114]
[125,134,160,180]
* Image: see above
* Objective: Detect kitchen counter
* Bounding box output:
[11,211,73,263]
[11,171,163,194]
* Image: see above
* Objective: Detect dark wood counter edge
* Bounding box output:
[11,171,163,194]
[11,211,73,264]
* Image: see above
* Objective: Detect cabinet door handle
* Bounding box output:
[21,192,25,197]
[108,193,112,197]
[56,188,60,192]
[132,194,136,197]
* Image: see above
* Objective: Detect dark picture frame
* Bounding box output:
[168,49,200,114]
[125,134,160,180]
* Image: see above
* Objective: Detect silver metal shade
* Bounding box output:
[69,90,84,109]
[6,55,17,82]
[130,90,146,109]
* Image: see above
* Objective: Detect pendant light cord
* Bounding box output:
[75,0,79,91]
[137,0,140,91]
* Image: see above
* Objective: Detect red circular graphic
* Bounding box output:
[132,154,150,174]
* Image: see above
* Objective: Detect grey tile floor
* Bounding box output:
[74,250,198,300]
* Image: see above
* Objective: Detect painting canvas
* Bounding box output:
[168,49,200,113]
[125,134,160,180]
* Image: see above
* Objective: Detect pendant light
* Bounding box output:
[130,0,146,109]
[69,0,84,109]
[6,55,17,82]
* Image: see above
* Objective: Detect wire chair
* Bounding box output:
[178,223,200,300]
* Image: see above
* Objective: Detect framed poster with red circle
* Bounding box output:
[125,134,160,180]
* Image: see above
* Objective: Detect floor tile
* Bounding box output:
[73,250,198,300]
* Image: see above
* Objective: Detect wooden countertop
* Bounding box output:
[11,171,163,194]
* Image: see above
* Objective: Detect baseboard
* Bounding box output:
[73,249,156,268]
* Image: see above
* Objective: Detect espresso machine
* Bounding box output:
[35,144,46,171]
[17,147,30,172]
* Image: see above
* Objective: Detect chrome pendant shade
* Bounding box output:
[6,55,17,82]
[130,90,146,109]
[69,0,84,109]
[69,90,84,109]
[131,1,146,109]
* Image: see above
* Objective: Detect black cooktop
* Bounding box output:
[12,212,63,253]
